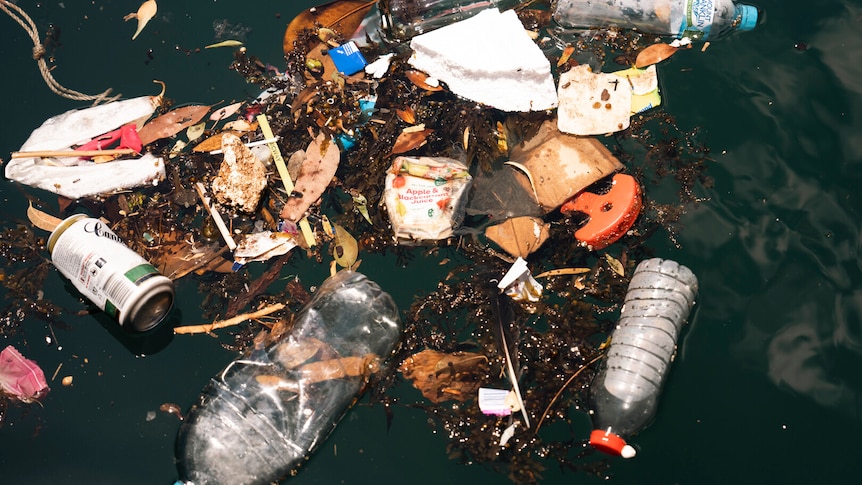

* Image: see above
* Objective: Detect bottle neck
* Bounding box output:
[381,0,528,41]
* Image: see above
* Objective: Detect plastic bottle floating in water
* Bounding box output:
[175,270,401,484]
[589,258,698,458]
[552,0,759,40]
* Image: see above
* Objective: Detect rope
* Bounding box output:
[0,0,120,105]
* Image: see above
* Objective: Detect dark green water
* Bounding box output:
[1,0,861,483]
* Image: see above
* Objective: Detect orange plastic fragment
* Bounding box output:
[560,173,642,250]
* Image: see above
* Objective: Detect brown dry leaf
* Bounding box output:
[27,202,61,232]
[404,70,444,91]
[283,0,376,55]
[399,349,489,404]
[291,85,320,120]
[210,102,243,122]
[635,43,678,68]
[137,105,212,146]
[395,106,416,124]
[192,131,241,153]
[307,43,339,81]
[557,45,575,67]
[485,216,550,259]
[279,132,341,222]
[389,128,434,156]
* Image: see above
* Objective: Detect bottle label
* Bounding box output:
[681,0,715,39]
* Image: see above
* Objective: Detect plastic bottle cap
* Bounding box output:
[590,429,634,457]
[737,5,759,32]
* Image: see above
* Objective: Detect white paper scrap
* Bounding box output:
[479,387,513,416]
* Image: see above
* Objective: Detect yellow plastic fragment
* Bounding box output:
[257,114,316,247]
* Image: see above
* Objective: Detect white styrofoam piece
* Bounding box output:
[408,9,558,112]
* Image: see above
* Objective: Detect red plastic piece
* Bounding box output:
[589,429,627,456]
[560,173,642,250]
[75,123,142,158]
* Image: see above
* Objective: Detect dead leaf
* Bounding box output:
[137,105,212,146]
[534,267,591,279]
[605,253,625,276]
[399,349,489,404]
[27,202,61,232]
[210,102,243,122]
[186,122,206,142]
[635,43,678,68]
[279,132,341,222]
[331,223,358,269]
[557,44,575,67]
[485,216,550,259]
[222,119,258,132]
[389,128,434,156]
[405,70,444,91]
[395,106,416,124]
[205,40,243,49]
[124,0,157,41]
[283,0,376,55]
[192,131,241,153]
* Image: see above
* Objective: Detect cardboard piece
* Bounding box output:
[557,65,632,135]
[508,120,625,212]
[485,216,550,259]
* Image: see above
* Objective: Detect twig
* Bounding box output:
[11,149,136,158]
[194,182,237,250]
[173,302,286,335]
[534,353,604,434]
[168,244,230,280]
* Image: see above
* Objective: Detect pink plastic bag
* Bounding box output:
[0,345,49,403]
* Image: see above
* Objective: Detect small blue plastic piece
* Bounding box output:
[358,96,376,123]
[329,41,368,75]
[335,132,358,151]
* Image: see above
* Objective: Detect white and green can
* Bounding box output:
[48,214,175,332]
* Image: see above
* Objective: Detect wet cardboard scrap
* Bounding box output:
[557,65,632,136]
[508,120,625,212]
[485,216,550,259]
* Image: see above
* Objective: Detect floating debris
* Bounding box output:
[211,133,268,213]
[0,1,720,481]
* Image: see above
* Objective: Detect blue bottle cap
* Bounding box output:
[736,5,759,32]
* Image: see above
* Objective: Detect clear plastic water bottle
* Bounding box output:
[552,0,759,40]
[176,271,401,484]
[378,0,525,41]
[589,258,698,458]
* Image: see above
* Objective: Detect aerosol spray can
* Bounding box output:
[48,214,175,332]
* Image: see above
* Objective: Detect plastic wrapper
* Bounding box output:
[0,345,49,403]
[176,270,401,484]
[383,156,472,242]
